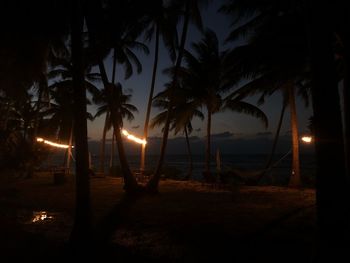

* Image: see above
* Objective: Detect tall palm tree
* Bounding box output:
[94,66,139,192]
[307,1,349,259]
[140,0,179,172]
[100,34,148,174]
[84,0,148,193]
[94,84,138,175]
[151,86,204,179]
[70,0,91,244]
[168,30,268,181]
[147,0,211,192]
[221,0,310,187]
[93,10,149,176]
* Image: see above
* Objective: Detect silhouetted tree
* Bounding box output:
[151,85,204,179]
[140,0,179,172]
[147,0,211,192]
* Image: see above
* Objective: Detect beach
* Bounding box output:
[0,173,316,262]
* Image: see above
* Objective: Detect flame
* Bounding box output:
[301,136,312,143]
[36,137,73,149]
[121,129,147,145]
[32,211,53,222]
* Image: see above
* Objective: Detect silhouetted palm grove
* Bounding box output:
[1,0,349,261]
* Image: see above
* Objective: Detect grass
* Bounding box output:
[0,171,316,262]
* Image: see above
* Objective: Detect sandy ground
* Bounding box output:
[0,172,316,262]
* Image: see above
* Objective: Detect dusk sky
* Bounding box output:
[87,0,313,149]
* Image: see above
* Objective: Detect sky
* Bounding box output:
[86,0,313,154]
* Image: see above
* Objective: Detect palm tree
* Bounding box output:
[93,10,149,176]
[166,30,268,181]
[94,66,139,192]
[220,0,311,187]
[151,86,204,179]
[147,0,211,192]
[306,1,349,260]
[46,55,99,171]
[70,0,91,244]
[100,34,148,174]
[84,0,148,193]
[187,30,267,180]
[140,0,180,173]
[94,84,138,175]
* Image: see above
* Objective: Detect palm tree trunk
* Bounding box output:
[184,125,193,180]
[99,112,109,174]
[344,70,350,173]
[287,84,301,187]
[98,61,139,193]
[204,107,212,181]
[113,120,139,192]
[307,1,349,260]
[109,48,118,174]
[66,122,74,174]
[110,129,115,171]
[343,39,350,177]
[141,25,160,173]
[265,101,286,169]
[69,0,91,244]
[112,48,117,84]
[147,1,191,192]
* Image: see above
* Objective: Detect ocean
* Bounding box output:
[42,152,316,186]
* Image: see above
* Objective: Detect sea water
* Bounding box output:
[40,153,316,186]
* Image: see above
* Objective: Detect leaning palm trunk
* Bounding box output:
[287,84,300,187]
[69,0,91,243]
[109,48,117,174]
[98,61,139,193]
[112,118,139,192]
[204,108,212,182]
[265,101,286,170]
[141,26,160,173]
[99,112,109,174]
[147,1,191,192]
[184,125,193,180]
[256,101,286,184]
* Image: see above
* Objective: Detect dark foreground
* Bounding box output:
[0,172,316,262]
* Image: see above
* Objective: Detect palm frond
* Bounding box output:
[224,100,268,128]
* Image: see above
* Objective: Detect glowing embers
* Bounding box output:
[36,137,72,149]
[121,129,147,145]
[32,211,54,223]
[301,136,312,143]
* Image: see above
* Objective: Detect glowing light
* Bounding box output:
[36,137,73,149]
[32,211,53,223]
[301,136,312,143]
[121,129,147,145]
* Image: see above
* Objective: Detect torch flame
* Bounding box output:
[121,129,147,145]
[301,136,312,143]
[36,137,73,149]
[32,211,53,223]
